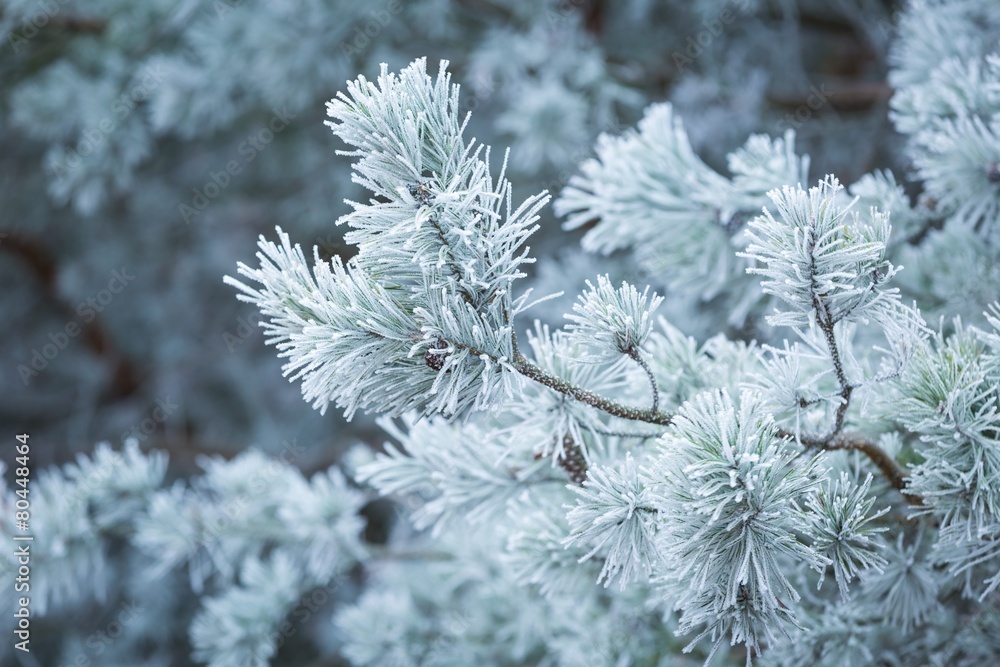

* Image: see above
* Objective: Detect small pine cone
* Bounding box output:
[408,181,434,205]
[987,161,1000,185]
[424,348,446,371]
[424,340,451,371]
[558,434,588,485]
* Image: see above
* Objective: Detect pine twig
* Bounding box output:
[626,346,660,413]
[825,435,923,506]
[780,427,921,506]
[513,354,673,426]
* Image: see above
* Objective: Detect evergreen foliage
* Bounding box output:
[7,1,1000,665]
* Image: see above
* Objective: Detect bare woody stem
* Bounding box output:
[779,311,920,505]
[449,334,674,428]
[825,435,923,506]
[626,346,660,413]
[513,354,674,426]
[815,301,853,441]
[806,222,852,443]
[779,427,919,504]
[510,344,668,485]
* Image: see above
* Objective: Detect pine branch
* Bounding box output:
[825,435,922,506]
[812,283,853,442]
[454,334,674,427]
[626,346,660,413]
[412,181,479,309]
[585,424,664,440]
[794,229,924,504]
[780,427,922,506]
[366,547,455,562]
[513,354,673,426]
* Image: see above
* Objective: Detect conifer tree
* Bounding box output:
[5,1,1000,666]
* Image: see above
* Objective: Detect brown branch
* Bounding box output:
[768,82,892,112]
[780,427,921,506]
[826,435,923,506]
[47,16,107,34]
[805,224,852,442]
[514,354,673,426]
[816,301,853,440]
[626,346,660,413]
